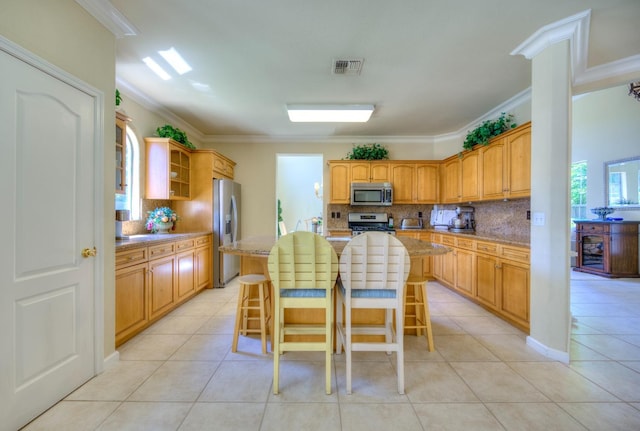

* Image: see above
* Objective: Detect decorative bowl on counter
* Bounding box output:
[590,207,615,220]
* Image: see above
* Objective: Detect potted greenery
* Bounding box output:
[156,124,196,150]
[345,143,389,160]
[462,112,516,151]
[115,88,122,107]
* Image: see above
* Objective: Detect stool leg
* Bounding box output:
[232,283,246,352]
[421,282,434,352]
[414,283,424,337]
[258,282,267,354]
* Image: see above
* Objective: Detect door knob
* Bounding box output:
[82,247,97,258]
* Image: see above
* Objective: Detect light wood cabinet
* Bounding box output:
[329,162,351,203]
[460,152,480,201]
[351,161,390,183]
[115,234,213,346]
[115,261,148,345]
[390,162,439,204]
[145,137,192,200]
[115,112,130,194]
[480,122,531,200]
[431,233,530,332]
[210,151,236,179]
[441,157,460,203]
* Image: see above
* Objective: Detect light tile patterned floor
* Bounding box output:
[22,272,640,430]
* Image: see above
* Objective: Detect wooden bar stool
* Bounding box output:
[403,275,434,352]
[232,274,272,354]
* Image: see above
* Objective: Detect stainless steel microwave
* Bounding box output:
[350,182,393,206]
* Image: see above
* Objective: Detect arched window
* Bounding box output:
[115,127,141,220]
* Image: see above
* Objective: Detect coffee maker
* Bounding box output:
[449,206,476,233]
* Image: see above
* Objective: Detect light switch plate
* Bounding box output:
[532,212,545,226]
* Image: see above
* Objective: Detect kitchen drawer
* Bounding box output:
[475,241,498,255]
[441,235,456,246]
[116,247,148,268]
[195,235,211,247]
[175,238,196,252]
[500,245,530,263]
[577,223,608,234]
[431,233,442,243]
[149,242,176,260]
[456,237,475,250]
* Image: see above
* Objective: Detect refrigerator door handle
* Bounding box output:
[231,194,238,244]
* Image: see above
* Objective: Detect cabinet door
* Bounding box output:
[506,126,531,198]
[441,250,456,287]
[350,162,371,182]
[176,250,196,301]
[416,163,439,203]
[149,255,176,319]
[475,253,499,309]
[145,138,191,200]
[115,262,148,346]
[115,113,128,194]
[370,162,390,182]
[329,162,350,203]
[441,158,460,203]
[195,244,212,290]
[460,152,480,201]
[390,163,415,203]
[455,249,474,295]
[481,139,506,200]
[500,260,529,325]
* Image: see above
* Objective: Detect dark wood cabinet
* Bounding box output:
[574,221,639,278]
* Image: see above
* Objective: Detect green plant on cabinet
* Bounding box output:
[156,124,196,150]
[462,112,516,151]
[345,143,389,160]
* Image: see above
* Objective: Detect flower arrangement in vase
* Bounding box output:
[146,207,178,233]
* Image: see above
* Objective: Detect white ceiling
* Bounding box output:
[110,0,640,142]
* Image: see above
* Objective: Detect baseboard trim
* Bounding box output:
[102,350,120,370]
[526,336,570,363]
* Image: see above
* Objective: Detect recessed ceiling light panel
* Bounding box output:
[158,47,192,75]
[287,104,374,122]
[142,57,171,80]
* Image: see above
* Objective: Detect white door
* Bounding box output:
[0,46,98,430]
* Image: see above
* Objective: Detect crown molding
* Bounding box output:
[75,0,138,38]
[511,9,640,89]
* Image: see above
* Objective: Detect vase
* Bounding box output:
[155,221,173,233]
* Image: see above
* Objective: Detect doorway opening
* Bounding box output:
[276,154,323,236]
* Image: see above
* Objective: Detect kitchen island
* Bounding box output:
[219,234,451,339]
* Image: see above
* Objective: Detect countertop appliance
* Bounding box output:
[213,178,241,287]
[348,212,396,235]
[448,206,476,233]
[350,182,393,206]
[400,218,423,229]
[430,208,457,230]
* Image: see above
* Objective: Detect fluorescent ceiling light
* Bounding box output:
[143,57,171,80]
[158,47,192,75]
[287,104,374,122]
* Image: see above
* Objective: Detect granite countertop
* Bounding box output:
[327,227,530,247]
[219,234,452,258]
[115,231,212,251]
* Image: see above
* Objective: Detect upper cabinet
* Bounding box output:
[390,162,439,204]
[115,112,130,194]
[480,122,531,200]
[145,137,191,200]
[351,161,390,183]
[328,122,530,206]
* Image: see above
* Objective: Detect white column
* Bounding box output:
[527,40,572,361]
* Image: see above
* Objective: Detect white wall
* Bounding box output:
[572,84,640,220]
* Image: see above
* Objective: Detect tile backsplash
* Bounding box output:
[326,198,531,240]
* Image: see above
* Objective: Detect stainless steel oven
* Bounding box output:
[348,212,396,236]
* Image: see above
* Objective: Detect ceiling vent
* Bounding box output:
[332,58,364,75]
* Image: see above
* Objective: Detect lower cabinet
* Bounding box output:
[115,234,212,346]
[431,233,530,332]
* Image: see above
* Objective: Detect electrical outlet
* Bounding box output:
[526,210,530,220]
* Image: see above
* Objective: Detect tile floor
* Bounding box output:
[22,272,640,430]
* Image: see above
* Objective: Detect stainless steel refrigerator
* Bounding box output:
[213,178,241,287]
